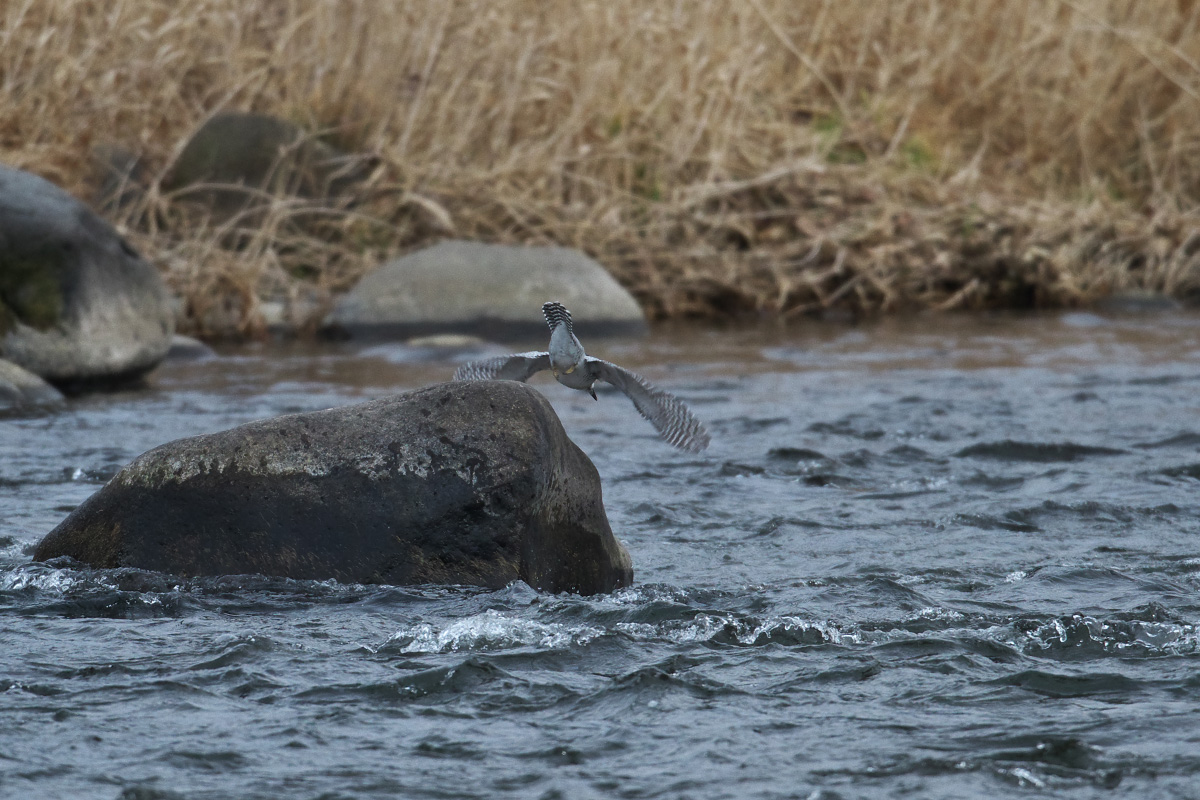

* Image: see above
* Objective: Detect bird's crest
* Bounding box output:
[542,301,574,335]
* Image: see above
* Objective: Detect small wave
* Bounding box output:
[605,656,742,699]
[615,613,858,648]
[1127,374,1195,386]
[188,634,276,670]
[1157,463,1200,482]
[0,562,92,594]
[382,609,603,653]
[766,446,828,461]
[1013,613,1199,659]
[884,444,936,463]
[0,563,188,618]
[953,512,1040,533]
[857,475,948,499]
[955,440,1126,462]
[957,470,1025,491]
[160,749,249,771]
[1134,431,1200,450]
[749,516,822,537]
[294,657,539,706]
[595,583,698,607]
[829,738,1125,791]
[808,419,886,441]
[952,500,1176,534]
[988,669,1143,698]
[798,472,862,488]
[730,416,790,432]
[719,461,767,477]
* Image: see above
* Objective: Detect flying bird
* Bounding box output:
[453,302,710,452]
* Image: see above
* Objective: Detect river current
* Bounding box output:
[2,312,1200,799]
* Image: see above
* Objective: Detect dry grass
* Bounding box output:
[3,0,1200,335]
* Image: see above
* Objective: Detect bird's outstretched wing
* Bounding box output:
[586,358,710,452]
[453,351,552,382]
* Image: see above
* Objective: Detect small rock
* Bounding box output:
[164,335,216,362]
[0,358,64,414]
[405,334,487,348]
[1093,291,1183,313]
[327,240,647,339]
[34,381,633,595]
[257,291,324,332]
[0,165,175,389]
[359,334,491,365]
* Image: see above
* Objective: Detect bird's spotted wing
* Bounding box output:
[453,352,551,382]
[586,358,710,452]
[542,301,574,335]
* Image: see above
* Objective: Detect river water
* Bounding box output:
[3,312,1200,799]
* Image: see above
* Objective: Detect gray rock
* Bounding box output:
[327,240,647,338]
[34,381,633,595]
[0,165,175,388]
[164,112,373,213]
[1093,291,1183,313]
[164,334,216,362]
[0,358,63,414]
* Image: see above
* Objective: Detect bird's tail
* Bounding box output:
[542,301,574,334]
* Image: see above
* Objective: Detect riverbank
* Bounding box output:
[4,0,1198,337]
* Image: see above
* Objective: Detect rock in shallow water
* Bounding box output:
[0,164,174,388]
[327,240,647,338]
[0,357,63,414]
[34,381,632,595]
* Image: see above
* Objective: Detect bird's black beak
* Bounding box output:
[589,386,598,401]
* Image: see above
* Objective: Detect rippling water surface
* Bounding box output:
[3,312,1200,799]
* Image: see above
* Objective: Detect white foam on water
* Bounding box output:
[595,585,693,606]
[908,606,968,624]
[615,614,859,646]
[386,609,604,653]
[1006,767,1047,789]
[0,540,28,561]
[0,564,90,594]
[1014,613,1200,656]
[743,615,861,646]
[661,613,728,643]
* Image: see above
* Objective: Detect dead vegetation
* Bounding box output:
[2,0,1199,335]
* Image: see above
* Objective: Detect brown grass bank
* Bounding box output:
[3,0,1200,336]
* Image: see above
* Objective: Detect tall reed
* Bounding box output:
[3,0,1198,332]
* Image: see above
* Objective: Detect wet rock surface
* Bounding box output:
[327,239,647,338]
[0,164,174,388]
[34,380,631,594]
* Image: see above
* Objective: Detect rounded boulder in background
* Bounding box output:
[0,165,174,389]
[327,240,647,339]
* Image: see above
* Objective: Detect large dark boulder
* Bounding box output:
[0,165,174,388]
[34,381,632,595]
